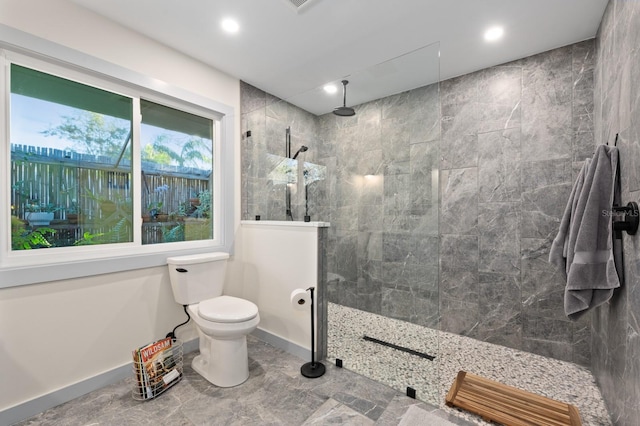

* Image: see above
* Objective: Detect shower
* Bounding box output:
[333,80,356,117]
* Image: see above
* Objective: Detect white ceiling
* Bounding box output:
[71,0,608,115]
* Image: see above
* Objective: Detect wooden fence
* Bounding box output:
[11,144,210,245]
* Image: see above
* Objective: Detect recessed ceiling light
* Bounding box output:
[484,26,504,42]
[221,18,240,34]
[323,84,338,94]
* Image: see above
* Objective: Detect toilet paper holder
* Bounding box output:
[290,288,311,311]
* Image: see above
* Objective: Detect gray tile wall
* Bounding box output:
[240,39,595,367]
[592,0,640,423]
[438,42,595,366]
[314,86,442,329]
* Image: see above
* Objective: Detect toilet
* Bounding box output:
[167,252,259,387]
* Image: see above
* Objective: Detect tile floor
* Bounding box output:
[328,303,612,426]
[14,335,475,426]
[13,303,613,426]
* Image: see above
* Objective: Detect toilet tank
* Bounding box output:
[167,252,229,305]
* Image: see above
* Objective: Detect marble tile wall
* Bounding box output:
[439,41,595,366]
[591,0,640,423]
[315,86,442,329]
[240,38,595,368]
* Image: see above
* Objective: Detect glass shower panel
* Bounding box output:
[318,42,442,406]
[241,97,294,221]
[239,40,441,406]
[241,92,322,221]
[302,161,327,221]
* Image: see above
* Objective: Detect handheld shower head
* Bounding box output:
[292,145,308,160]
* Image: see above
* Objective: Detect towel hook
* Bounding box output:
[612,201,639,238]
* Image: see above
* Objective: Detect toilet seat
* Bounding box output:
[198,295,258,323]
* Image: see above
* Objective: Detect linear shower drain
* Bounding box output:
[362,335,435,361]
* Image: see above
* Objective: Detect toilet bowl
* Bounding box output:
[188,296,259,387]
[167,253,260,388]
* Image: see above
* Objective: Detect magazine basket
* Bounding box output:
[132,338,183,401]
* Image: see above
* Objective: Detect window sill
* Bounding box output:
[0,247,225,288]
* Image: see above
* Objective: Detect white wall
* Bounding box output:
[0,0,242,419]
[241,221,327,352]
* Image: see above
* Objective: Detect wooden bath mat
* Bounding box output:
[445,371,582,426]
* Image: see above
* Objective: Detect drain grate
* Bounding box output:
[362,335,435,361]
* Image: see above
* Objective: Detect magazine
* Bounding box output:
[133,337,181,400]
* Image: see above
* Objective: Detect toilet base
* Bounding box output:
[193,334,249,387]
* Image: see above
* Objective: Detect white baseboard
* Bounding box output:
[251,328,312,361]
[1,339,199,426]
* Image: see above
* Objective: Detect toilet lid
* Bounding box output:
[198,296,258,323]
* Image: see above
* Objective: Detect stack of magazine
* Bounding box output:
[132,337,183,400]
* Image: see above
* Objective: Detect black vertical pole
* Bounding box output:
[310,287,315,365]
[304,182,310,222]
[300,287,325,378]
[286,126,293,220]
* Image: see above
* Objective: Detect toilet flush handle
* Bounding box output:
[175,268,188,273]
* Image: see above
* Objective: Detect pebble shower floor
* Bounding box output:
[327,302,611,425]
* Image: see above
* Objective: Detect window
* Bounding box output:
[10,64,135,249]
[140,100,214,245]
[0,39,234,287]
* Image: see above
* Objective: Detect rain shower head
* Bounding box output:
[333,106,356,117]
[333,80,355,117]
[292,145,308,160]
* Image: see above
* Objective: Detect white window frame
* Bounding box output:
[0,25,235,288]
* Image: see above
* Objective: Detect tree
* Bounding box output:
[180,137,211,168]
[43,110,211,169]
[143,134,182,165]
[142,138,173,165]
[42,111,130,157]
[142,133,211,168]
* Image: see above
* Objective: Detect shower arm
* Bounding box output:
[342,81,348,108]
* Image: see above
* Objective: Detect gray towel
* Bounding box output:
[549,144,620,320]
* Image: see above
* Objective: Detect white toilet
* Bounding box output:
[167,252,260,387]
